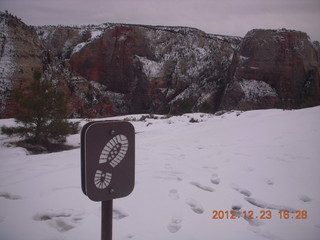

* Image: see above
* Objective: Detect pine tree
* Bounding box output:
[1,70,78,153]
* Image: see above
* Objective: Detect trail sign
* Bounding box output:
[81,121,135,201]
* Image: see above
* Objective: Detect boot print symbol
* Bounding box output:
[94,134,129,189]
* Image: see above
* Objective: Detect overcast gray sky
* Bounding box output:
[1,0,320,41]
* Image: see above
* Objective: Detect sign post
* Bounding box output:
[81,121,135,240]
[101,200,113,240]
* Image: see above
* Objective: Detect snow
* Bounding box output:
[72,42,87,55]
[71,29,104,55]
[0,17,16,113]
[135,56,163,79]
[239,55,249,63]
[239,79,278,101]
[91,30,103,39]
[0,19,15,79]
[1,107,320,240]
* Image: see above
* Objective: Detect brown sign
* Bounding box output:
[81,121,135,201]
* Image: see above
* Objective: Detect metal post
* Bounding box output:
[101,200,113,240]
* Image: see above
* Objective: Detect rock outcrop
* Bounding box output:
[220,29,320,110]
[0,12,43,116]
[0,12,114,118]
[38,23,241,115]
[1,11,319,118]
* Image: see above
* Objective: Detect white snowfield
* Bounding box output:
[0,107,320,240]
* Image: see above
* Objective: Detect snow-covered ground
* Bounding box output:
[0,107,320,240]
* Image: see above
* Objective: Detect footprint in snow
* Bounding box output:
[231,201,242,211]
[245,197,296,212]
[0,192,22,200]
[262,178,274,185]
[168,189,179,200]
[185,198,204,214]
[190,182,214,192]
[153,170,183,181]
[243,214,264,227]
[202,165,218,170]
[230,206,264,227]
[113,208,129,219]
[33,209,83,232]
[298,194,312,203]
[210,174,220,185]
[153,175,182,181]
[231,184,251,197]
[167,216,182,233]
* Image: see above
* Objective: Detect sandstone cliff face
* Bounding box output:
[220,29,320,110]
[0,12,114,118]
[1,11,319,118]
[0,13,43,116]
[38,23,241,114]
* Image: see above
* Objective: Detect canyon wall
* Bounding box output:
[1,12,319,118]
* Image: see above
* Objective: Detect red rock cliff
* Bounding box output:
[1,12,319,118]
[220,29,320,110]
[0,12,114,118]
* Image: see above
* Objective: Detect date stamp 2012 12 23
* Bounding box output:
[212,210,308,220]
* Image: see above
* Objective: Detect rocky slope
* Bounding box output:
[37,23,241,115]
[0,12,114,118]
[220,29,320,110]
[1,11,319,118]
